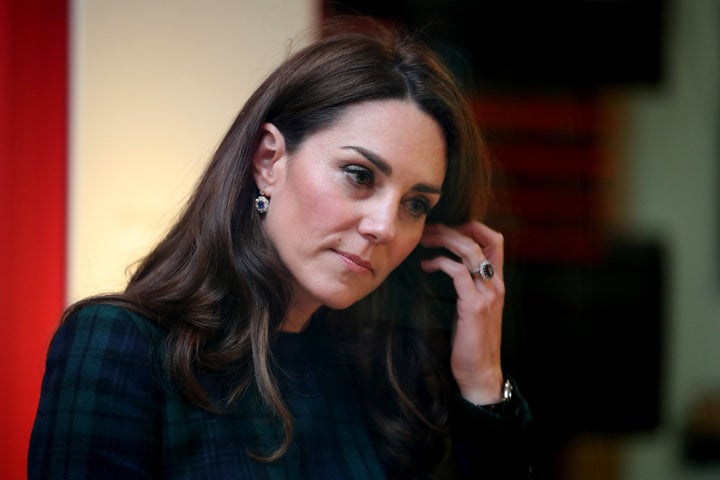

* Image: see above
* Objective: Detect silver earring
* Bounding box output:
[254,191,269,213]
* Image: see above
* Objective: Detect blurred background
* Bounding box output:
[1,0,718,479]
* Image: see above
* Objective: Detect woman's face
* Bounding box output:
[255,100,446,328]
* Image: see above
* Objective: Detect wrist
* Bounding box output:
[479,378,514,414]
[458,371,505,405]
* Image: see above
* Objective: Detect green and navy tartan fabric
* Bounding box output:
[29,304,532,479]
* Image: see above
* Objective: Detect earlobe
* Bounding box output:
[252,123,287,194]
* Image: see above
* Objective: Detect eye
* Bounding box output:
[406,196,432,218]
[343,165,375,187]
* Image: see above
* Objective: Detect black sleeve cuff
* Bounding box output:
[449,378,536,479]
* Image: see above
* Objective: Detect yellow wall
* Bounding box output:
[69,0,316,301]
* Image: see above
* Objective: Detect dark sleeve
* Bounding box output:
[448,378,536,480]
[28,304,164,480]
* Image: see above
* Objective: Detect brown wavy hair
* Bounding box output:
[68,17,489,479]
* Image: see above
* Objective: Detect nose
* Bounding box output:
[358,198,397,244]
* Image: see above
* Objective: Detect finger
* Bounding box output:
[421,223,504,279]
[421,224,483,267]
[422,255,505,335]
[454,222,505,271]
[420,255,484,299]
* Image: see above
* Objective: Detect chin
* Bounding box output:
[321,286,380,311]
[322,297,360,311]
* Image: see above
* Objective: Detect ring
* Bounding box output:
[470,260,494,280]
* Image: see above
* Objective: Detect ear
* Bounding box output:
[252,123,287,195]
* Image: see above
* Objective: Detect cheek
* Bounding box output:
[305,181,337,213]
[282,172,348,232]
[388,228,424,268]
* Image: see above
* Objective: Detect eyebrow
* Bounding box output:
[342,145,392,176]
[341,145,443,195]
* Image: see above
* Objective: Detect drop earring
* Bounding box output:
[254,191,270,214]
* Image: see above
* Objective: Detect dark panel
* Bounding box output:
[328,0,666,90]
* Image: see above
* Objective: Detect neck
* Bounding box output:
[278,301,319,333]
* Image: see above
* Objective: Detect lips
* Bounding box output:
[335,250,373,273]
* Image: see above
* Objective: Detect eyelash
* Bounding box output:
[407,197,432,218]
[344,165,374,187]
[342,165,433,218]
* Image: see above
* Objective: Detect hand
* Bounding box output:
[420,221,505,405]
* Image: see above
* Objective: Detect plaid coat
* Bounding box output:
[29,304,532,479]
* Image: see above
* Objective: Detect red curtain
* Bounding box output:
[0,0,67,478]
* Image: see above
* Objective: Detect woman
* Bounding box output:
[29,19,533,479]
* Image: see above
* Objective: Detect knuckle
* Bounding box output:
[471,243,484,258]
[467,301,486,317]
[491,230,504,245]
